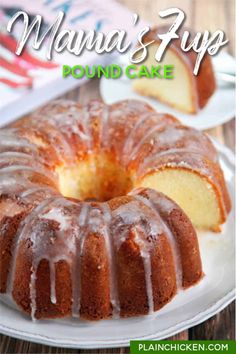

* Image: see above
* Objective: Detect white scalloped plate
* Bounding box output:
[100,53,236,130]
[0,140,235,349]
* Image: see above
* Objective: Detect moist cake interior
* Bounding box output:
[56,152,223,230]
[132,44,197,114]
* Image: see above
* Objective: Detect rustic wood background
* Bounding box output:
[1,0,235,352]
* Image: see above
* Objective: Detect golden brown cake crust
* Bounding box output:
[0,99,231,321]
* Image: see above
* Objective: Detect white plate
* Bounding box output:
[0,140,235,349]
[100,53,236,130]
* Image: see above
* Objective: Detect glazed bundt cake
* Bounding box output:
[0,99,230,321]
[132,26,216,113]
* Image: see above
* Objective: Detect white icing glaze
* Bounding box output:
[100,105,109,146]
[0,131,36,151]
[139,148,209,173]
[29,199,77,313]
[128,119,167,162]
[0,100,210,320]
[102,203,120,317]
[158,126,185,145]
[20,186,56,198]
[80,106,93,151]
[78,203,89,227]
[134,195,183,290]
[29,266,37,320]
[7,198,61,315]
[121,112,152,162]
[0,175,33,196]
[0,165,56,187]
[132,226,154,314]
[49,262,57,304]
[0,151,31,159]
[41,208,71,231]
[72,203,89,317]
[112,200,163,249]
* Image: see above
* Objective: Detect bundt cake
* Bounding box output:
[132,26,216,113]
[0,99,230,321]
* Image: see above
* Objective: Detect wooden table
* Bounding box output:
[0,0,235,352]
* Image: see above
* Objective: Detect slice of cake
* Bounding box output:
[132,26,216,114]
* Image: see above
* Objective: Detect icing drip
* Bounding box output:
[139,148,209,173]
[128,119,167,162]
[0,151,32,160]
[40,199,78,308]
[79,204,90,257]
[81,106,93,151]
[157,126,185,146]
[132,226,154,314]
[0,153,47,178]
[0,165,56,190]
[41,208,72,231]
[0,175,25,189]
[10,197,78,318]
[112,200,163,248]
[134,195,183,290]
[75,202,120,318]
[122,112,155,164]
[111,199,164,314]
[78,203,89,227]
[100,105,109,147]
[49,262,57,304]
[0,176,31,196]
[71,203,89,317]
[7,197,55,317]
[28,198,62,318]
[34,120,74,164]
[39,100,90,143]
[20,186,57,199]
[0,131,37,155]
[0,165,38,173]
[48,129,74,164]
[29,267,37,320]
[0,99,215,321]
[102,203,120,317]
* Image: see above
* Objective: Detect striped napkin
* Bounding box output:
[0,0,146,126]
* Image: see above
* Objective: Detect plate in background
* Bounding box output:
[0,140,235,349]
[100,53,235,130]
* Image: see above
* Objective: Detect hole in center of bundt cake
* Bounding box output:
[55,153,133,202]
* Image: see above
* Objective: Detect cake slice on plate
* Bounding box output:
[132,26,216,114]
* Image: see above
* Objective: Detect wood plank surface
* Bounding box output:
[0,0,235,352]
